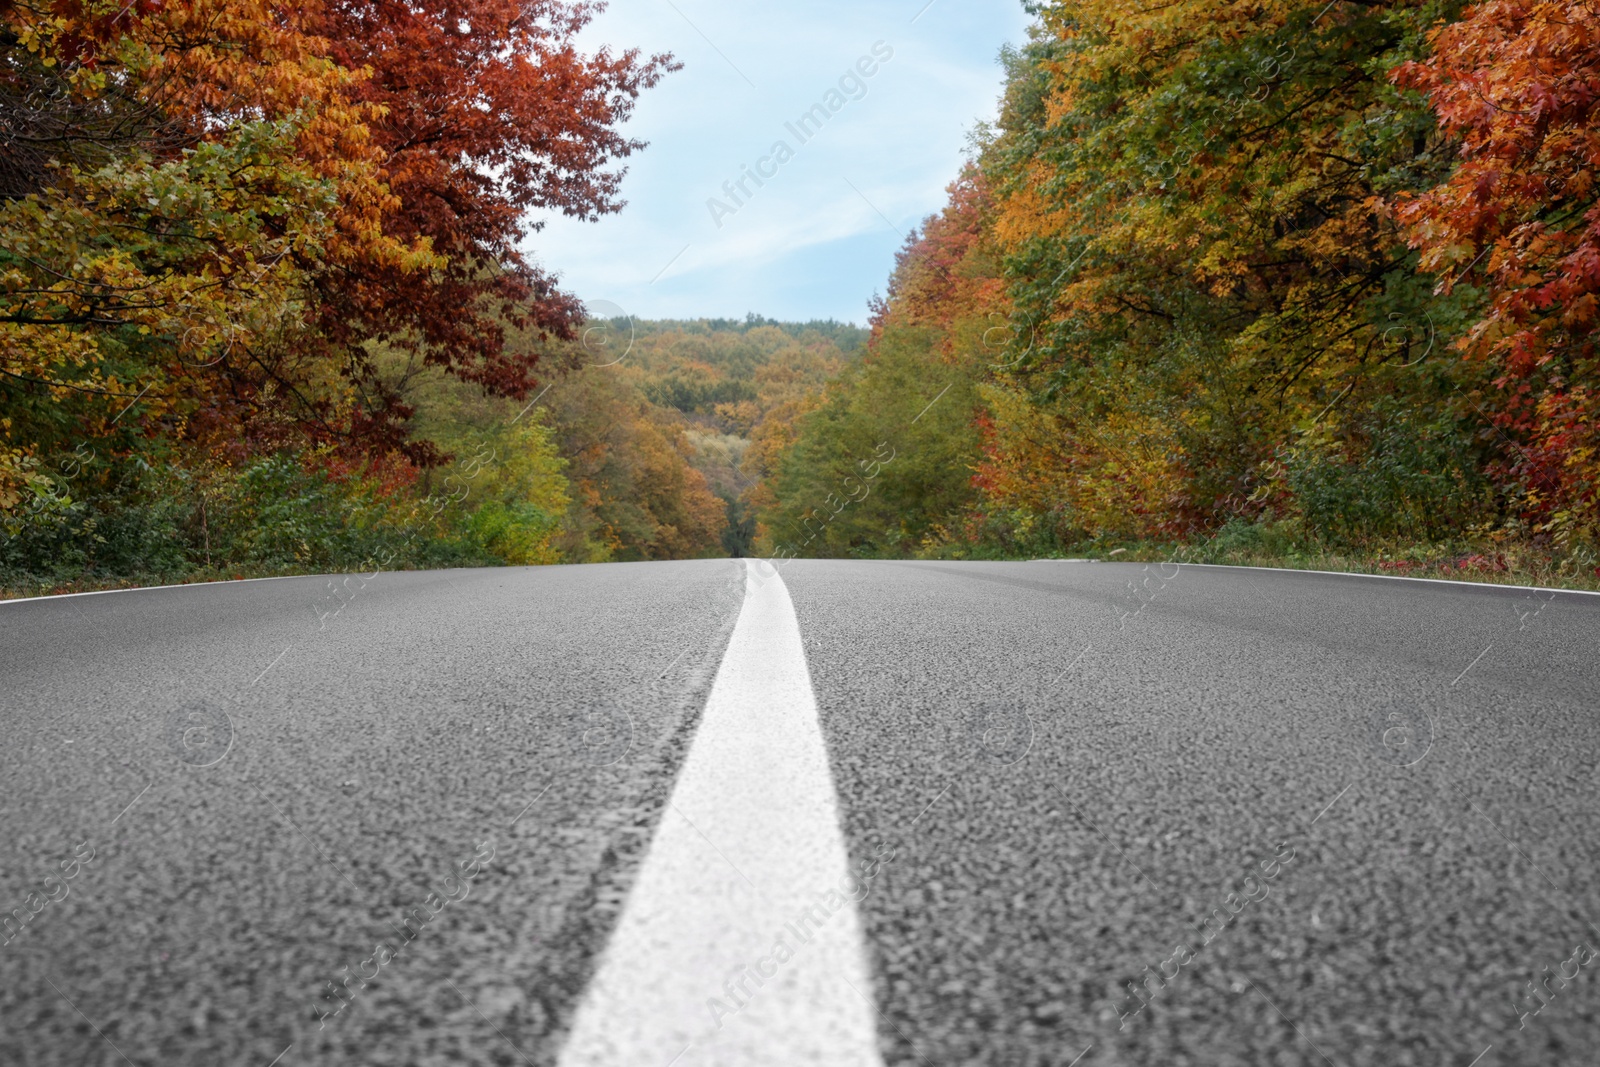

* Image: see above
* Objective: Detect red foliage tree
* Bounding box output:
[868,165,1003,348]
[313,0,677,432]
[1394,0,1600,530]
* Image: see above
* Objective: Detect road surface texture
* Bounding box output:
[1,558,1597,1066]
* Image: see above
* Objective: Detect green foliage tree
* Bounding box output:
[763,326,981,557]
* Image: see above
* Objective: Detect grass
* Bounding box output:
[9,524,1599,600]
[1060,531,1600,593]
[0,563,334,601]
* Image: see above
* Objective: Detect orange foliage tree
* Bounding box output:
[1,0,426,499]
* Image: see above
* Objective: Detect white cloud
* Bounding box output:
[522,0,1034,323]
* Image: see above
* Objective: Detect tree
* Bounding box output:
[971,0,1489,541]
[762,325,982,558]
[311,0,679,409]
[0,0,419,486]
[1,0,677,478]
[542,363,725,561]
[1394,0,1600,538]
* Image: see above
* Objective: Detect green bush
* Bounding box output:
[1286,406,1492,545]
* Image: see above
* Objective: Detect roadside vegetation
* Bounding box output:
[750,0,1600,590]
[0,314,861,597]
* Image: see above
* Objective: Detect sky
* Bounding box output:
[524,0,1036,327]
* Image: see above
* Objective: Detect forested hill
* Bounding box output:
[490,315,864,562]
[612,318,866,554]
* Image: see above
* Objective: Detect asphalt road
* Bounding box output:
[2,559,1597,1066]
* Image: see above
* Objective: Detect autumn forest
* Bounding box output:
[3,0,1598,593]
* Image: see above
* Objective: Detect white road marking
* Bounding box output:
[557,560,885,1067]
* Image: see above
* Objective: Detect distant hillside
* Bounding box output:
[608,316,866,554]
